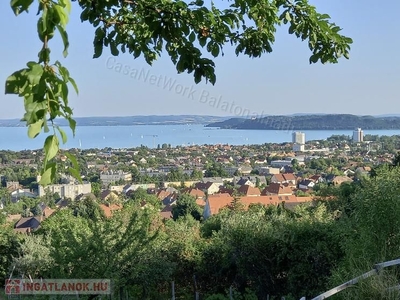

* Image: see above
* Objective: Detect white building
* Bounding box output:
[39,183,92,199]
[293,144,305,152]
[352,128,364,143]
[292,132,305,152]
[100,170,132,186]
[292,132,306,144]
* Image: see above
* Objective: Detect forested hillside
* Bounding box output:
[206,114,400,130]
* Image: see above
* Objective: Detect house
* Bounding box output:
[10,189,37,203]
[99,203,122,218]
[270,173,296,186]
[237,165,253,175]
[309,174,325,183]
[236,177,255,187]
[14,217,41,234]
[298,179,315,190]
[203,193,234,219]
[218,186,234,195]
[182,188,205,199]
[248,176,267,186]
[38,203,56,218]
[160,205,173,220]
[157,189,176,204]
[55,198,70,209]
[261,183,293,196]
[194,181,221,195]
[100,190,119,202]
[332,176,353,186]
[237,185,261,196]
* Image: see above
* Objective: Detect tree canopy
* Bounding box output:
[5,0,352,184]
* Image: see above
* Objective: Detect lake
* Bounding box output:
[1,125,399,151]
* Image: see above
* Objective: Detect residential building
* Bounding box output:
[352,128,364,143]
[293,143,305,152]
[39,183,92,199]
[292,132,306,144]
[203,193,234,219]
[270,160,293,168]
[261,183,293,196]
[237,185,261,196]
[292,132,305,152]
[100,170,132,186]
[270,173,297,186]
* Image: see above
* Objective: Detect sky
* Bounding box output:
[1,0,399,119]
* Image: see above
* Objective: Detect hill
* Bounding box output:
[205,114,400,130]
[0,115,231,127]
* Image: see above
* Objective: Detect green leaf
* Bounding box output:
[199,37,206,47]
[309,54,319,64]
[56,25,69,57]
[60,0,71,13]
[110,40,119,56]
[5,69,28,95]
[65,152,79,170]
[26,63,44,85]
[10,0,34,15]
[68,167,82,183]
[44,134,59,162]
[211,44,220,57]
[189,31,195,43]
[28,119,43,138]
[67,117,76,135]
[57,127,68,144]
[43,118,49,133]
[53,4,69,27]
[39,163,56,186]
[69,76,79,94]
[41,7,48,32]
[93,41,103,58]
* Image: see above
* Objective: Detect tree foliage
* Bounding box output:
[6,0,352,183]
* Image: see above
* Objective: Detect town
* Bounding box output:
[1,128,398,232]
[2,128,400,299]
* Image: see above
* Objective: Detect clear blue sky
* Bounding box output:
[1,0,399,119]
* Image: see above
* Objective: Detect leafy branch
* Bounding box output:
[6,0,80,186]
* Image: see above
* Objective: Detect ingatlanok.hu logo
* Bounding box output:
[5,279,111,295]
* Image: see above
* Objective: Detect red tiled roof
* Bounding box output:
[185,188,205,199]
[207,193,234,215]
[99,204,122,218]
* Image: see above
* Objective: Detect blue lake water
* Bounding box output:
[1,125,399,151]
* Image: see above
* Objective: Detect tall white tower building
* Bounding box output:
[292,132,305,151]
[352,128,364,143]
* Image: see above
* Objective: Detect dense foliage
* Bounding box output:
[2,167,400,299]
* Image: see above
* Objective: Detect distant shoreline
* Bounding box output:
[1,114,400,130]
